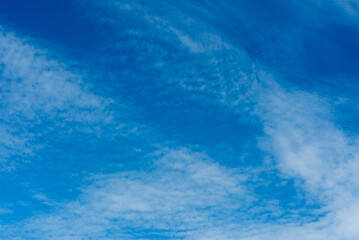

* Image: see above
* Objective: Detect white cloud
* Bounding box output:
[0,27,115,168]
[253,70,359,239]
[0,28,111,121]
[4,148,255,239]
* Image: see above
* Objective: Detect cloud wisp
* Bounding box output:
[4,148,258,239]
[0,26,118,170]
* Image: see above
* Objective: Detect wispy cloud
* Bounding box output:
[4,148,256,239]
[255,72,359,238]
[0,26,116,169]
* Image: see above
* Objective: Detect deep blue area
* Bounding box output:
[0,0,100,53]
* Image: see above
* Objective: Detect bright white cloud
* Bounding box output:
[254,71,359,239]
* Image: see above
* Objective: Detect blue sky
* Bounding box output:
[1,0,359,239]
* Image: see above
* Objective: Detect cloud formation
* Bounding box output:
[4,148,256,239]
[0,27,114,169]
[71,0,359,239]
[1,1,359,239]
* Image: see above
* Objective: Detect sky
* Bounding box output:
[0,0,359,239]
